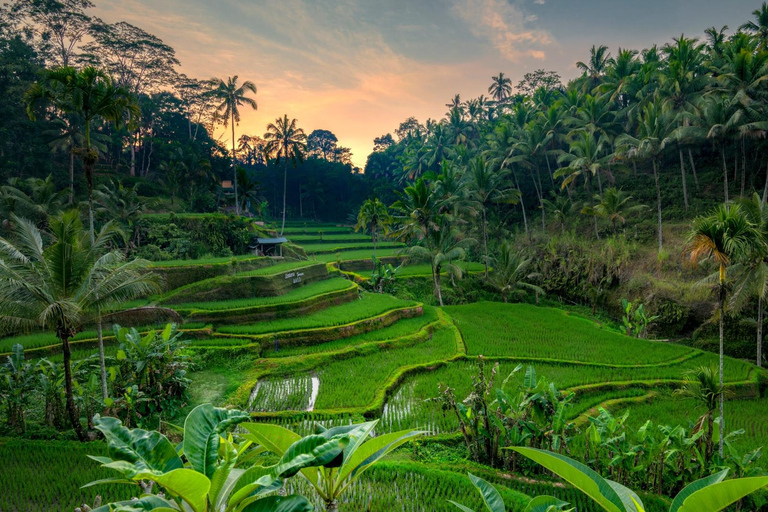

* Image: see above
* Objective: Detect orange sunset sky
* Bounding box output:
[92,0,758,168]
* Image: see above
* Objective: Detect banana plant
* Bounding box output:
[513,446,768,512]
[242,419,423,511]
[85,403,349,511]
[448,472,572,512]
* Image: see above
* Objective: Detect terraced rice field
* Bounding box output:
[303,241,405,254]
[217,293,417,335]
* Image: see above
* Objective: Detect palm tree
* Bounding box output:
[555,130,612,197]
[674,365,723,464]
[25,66,139,241]
[263,115,307,235]
[463,156,519,278]
[210,76,258,215]
[235,167,263,215]
[740,2,768,49]
[576,44,613,90]
[684,204,762,457]
[491,243,544,303]
[488,72,513,103]
[390,178,448,246]
[0,212,159,440]
[584,187,647,235]
[406,216,475,307]
[355,198,391,259]
[730,193,768,368]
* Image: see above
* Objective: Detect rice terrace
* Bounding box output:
[3,1,768,511]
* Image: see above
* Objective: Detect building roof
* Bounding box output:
[255,237,288,244]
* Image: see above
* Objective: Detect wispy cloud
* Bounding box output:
[452,0,552,61]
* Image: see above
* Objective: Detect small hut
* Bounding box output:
[252,237,288,256]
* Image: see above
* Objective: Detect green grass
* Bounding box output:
[216,293,418,336]
[262,306,439,357]
[149,254,267,267]
[396,262,485,277]
[303,242,405,254]
[445,302,695,364]
[313,248,405,263]
[235,260,320,276]
[288,233,372,243]
[0,329,99,353]
[172,278,354,311]
[313,325,458,410]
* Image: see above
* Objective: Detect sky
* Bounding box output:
[92,0,761,168]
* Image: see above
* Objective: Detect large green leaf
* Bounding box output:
[133,468,210,512]
[340,429,423,484]
[468,473,505,512]
[447,501,477,512]
[524,495,570,512]
[675,476,768,512]
[90,495,179,511]
[275,434,349,478]
[226,472,283,511]
[93,415,182,476]
[668,469,728,512]
[607,480,644,512]
[512,447,625,512]
[241,423,320,487]
[240,495,314,512]
[183,404,250,478]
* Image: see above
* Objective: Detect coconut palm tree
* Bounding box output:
[740,2,768,49]
[584,187,647,236]
[235,167,263,215]
[25,66,139,241]
[555,129,612,197]
[684,204,762,457]
[488,72,513,103]
[0,211,159,440]
[491,243,543,303]
[463,156,519,278]
[674,365,723,464]
[576,44,613,90]
[210,76,258,215]
[263,115,307,236]
[390,177,448,246]
[355,198,391,259]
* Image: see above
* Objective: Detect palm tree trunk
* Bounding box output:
[758,295,764,368]
[652,159,662,252]
[61,335,85,441]
[512,168,529,238]
[482,207,489,279]
[688,149,699,190]
[231,113,239,215]
[69,149,75,204]
[544,153,555,187]
[596,168,603,196]
[280,157,288,236]
[679,148,689,211]
[762,162,768,206]
[298,179,303,218]
[372,221,377,259]
[434,265,444,307]
[97,317,108,400]
[741,137,747,198]
[723,149,730,204]
[593,215,600,240]
[718,288,725,459]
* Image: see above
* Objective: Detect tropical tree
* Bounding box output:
[210,76,258,215]
[235,166,262,215]
[88,403,326,511]
[0,344,35,434]
[556,130,612,197]
[583,188,646,236]
[244,419,422,511]
[576,44,613,90]
[0,211,159,440]
[390,177,448,245]
[490,243,543,303]
[0,175,68,226]
[25,66,138,241]
[464,156,519,278]
[674,364,723,464]
[684,204,762,457]
[264,114,307,235]
[740,2,768,49]
[354,197,391,258]
[450,472,570,512]
[488,72,513,103]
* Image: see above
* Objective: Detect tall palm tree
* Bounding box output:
[263,115,307,236]
[555,129,612,197]
[355,198,391,259]
[0,212,159,440]
[390,177,448,246]
[463,156,519,278]
[25,66,139,242]
[673,365,723,465]
[584,187,647,236]
[730,193,768,368]
[684,204,762,457]
[576,44,613,90]
[488,72,513,103]
[235,167,262,215]
[210,76,258,215]
[740,2,768,49]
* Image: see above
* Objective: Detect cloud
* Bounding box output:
[534,0,545,4]
[452,0,553,61]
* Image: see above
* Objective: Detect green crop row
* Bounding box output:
[395,262,486,277]
[288,233,372,243]
[313,247,405,263]
[445,302,695,365]
[149,254,269,268]
[303,241,405,254]
[217,293,417,336]
[261,306,439,358]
